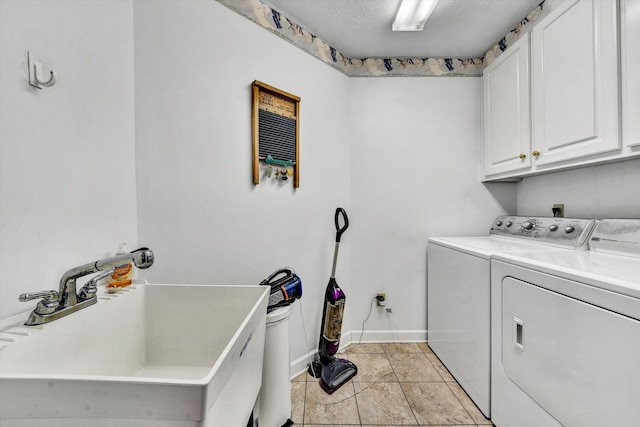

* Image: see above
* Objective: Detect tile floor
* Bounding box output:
[290,342,493,426]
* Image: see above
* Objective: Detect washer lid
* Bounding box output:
[428,236,569,258]
[589,219,640,257]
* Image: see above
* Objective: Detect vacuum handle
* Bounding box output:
[260,268,293,287]
[335,208,349,242]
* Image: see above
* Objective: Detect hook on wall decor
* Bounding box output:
[264,155,293,167]
[27,51,57,89]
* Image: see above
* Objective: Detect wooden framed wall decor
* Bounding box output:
[252,80,300,188]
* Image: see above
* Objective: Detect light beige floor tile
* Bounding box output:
[353,380,368,394]
[418,341,434,354]
[447,381,493,425]
[347,343,385,354]
[401,382,475,425]
[346,353,396,383]
[352,376,398,395]
[336,349,350,358]
[290,380,305,424]
[304,380,360,425]
[388,352,442,382]
[382,342,422,353]
[292,371,308,382]
[426,352,457,382]
[356,381,417,425]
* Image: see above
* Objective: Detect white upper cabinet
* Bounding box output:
[481,0,639,181]
[622,0,640,148]
[482,34,531,177]
[531,0,620,166]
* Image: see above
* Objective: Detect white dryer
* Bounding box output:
[491,219,640,427]
[427,216,596,417]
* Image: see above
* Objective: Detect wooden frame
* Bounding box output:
[252,80,301,188]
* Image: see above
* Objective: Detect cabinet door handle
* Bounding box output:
[532,151,540,157]
[519,153,527,160]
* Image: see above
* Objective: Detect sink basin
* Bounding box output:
[0,283,269,426]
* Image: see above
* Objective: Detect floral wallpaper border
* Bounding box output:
[216,0,549,77]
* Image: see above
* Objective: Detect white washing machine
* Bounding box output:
[427,216,596,417]
[491,219,640,427]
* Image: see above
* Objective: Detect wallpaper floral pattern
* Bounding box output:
[216,0,548,77]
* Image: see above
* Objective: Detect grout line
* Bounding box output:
[444,380,485,426]
[352,377,362,426]
[390,350,421,427]
[301,372,307,426]
[425,346,456,383]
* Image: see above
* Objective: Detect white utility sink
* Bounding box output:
[0,283,269,427]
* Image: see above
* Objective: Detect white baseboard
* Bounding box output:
[347,329,427,344]
[289,329,427,379]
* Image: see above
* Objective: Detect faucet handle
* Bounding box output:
[19,290,60,315]
[78,268,114,300]
[19,290,59,302]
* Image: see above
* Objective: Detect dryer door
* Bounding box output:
[502,277,640,426]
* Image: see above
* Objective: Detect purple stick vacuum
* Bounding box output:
[308,208,357,394]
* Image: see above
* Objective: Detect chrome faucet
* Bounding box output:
[19,247,154,326]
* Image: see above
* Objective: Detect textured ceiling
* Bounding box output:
[261,0,542,58]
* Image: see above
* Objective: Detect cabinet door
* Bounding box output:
[482,34,531,177]
[622,0,640,148]
[531,0,619,165]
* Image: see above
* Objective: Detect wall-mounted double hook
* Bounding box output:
[27,51,57,89]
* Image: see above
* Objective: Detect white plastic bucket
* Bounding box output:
[259,306,292,427]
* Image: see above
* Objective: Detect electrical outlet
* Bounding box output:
[376,292,386,306]
[552,204,565,218]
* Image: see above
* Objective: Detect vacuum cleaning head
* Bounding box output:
[319,357,358,394]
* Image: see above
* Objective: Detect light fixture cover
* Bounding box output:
[393,0,439,31]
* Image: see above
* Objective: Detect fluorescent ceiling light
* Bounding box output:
[392,0,439,31]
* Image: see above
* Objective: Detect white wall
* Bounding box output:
[0,0,137,319]
[348,78,516,340]
[517,158,640,218]
[133,0,352,366]
[0,0,512,372]
[132,2,518,370]
[4,0,634,376]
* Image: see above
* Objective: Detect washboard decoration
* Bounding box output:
[252,80,300,188]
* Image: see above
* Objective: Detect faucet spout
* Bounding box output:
[20,247,154,326]
[58,247,154,307]
[96,247,154,271]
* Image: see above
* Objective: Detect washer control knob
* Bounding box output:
[522,221,534,230]
[496,220,503,226]
[506,221,513,227]
[549,225,559,232]
[564,225,575,233]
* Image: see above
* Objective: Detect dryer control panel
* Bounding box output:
[489,216,596,249]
